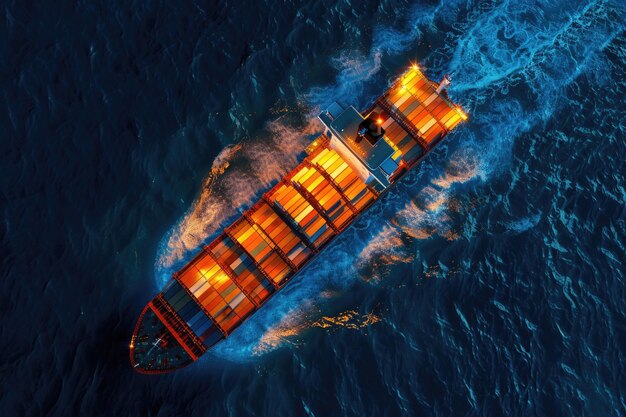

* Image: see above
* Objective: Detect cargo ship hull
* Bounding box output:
[130,65,466,374]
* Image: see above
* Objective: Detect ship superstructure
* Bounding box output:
[130,65,466,373]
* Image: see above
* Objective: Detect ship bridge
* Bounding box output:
[318,65,467,191]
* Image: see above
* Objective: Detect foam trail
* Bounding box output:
[304,51,383,112]
[155,143,242,278]
[443,0,624,177]
[155,117,321,285]
[303,2,444,110]
[358,151,482,279]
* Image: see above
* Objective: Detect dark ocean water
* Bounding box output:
[2,0,626,415]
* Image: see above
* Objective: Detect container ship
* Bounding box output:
[130,64,467,374]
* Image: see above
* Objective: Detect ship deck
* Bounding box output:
[131,66,467,373]
[172,141,378,334]
[131,139,380,372]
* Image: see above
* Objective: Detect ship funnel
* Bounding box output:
[357,111,385,145]
[367,112,384,138]
[436,74,451,94]
[370,119,382,137]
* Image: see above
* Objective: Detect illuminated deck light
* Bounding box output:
[456,107,468,121]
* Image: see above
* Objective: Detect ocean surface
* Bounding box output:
[2,0,626,416]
